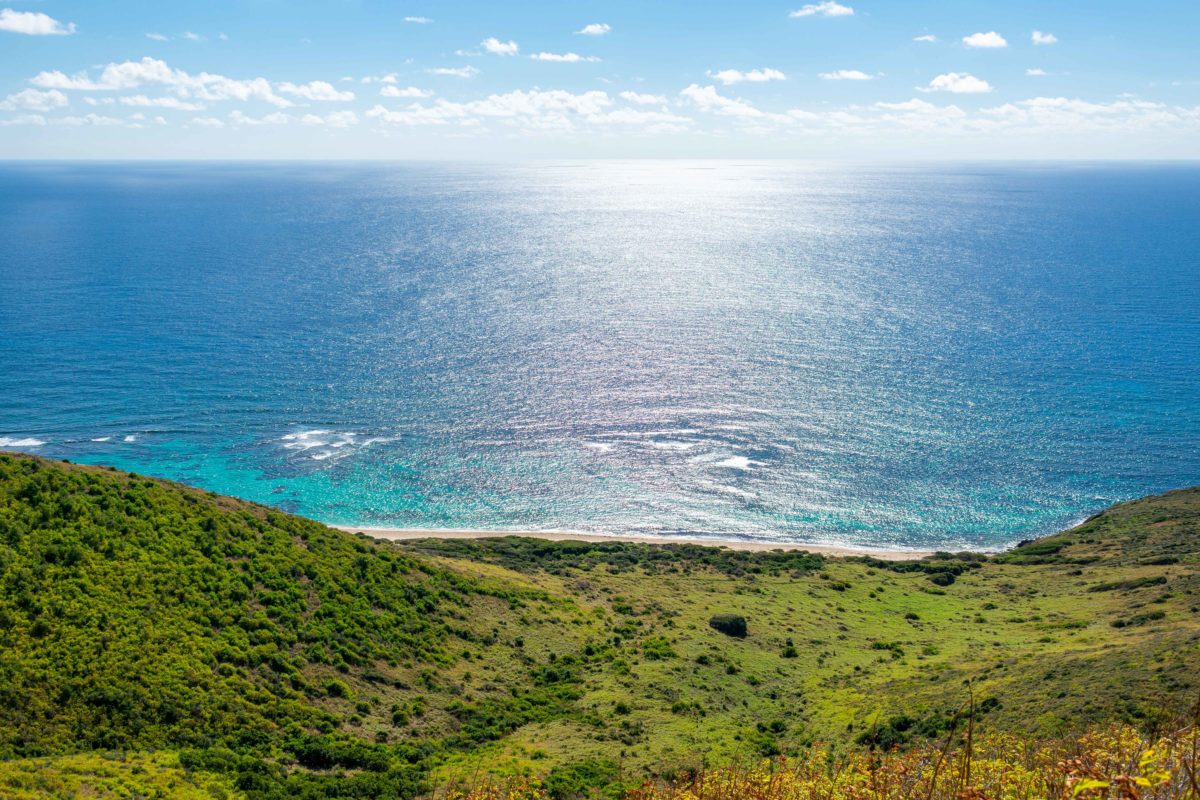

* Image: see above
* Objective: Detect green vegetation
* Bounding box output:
[1,453,1198,798]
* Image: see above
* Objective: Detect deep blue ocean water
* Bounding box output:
[1,161,1197,551]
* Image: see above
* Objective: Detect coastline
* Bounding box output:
[333,525,935,561]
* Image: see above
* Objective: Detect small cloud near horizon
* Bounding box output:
[919,72,993,93]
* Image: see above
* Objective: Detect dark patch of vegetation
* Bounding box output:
[394,536,824,579]
[1088,575,1168,592]
[708,614,747,638]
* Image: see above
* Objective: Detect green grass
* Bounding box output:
[0,453,1197,798]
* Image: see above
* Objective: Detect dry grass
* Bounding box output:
[444,718,1200,800]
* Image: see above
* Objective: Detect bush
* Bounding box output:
[542,759,621,800]
[709,614,748,638]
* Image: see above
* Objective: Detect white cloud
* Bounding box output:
[429,66,480,78]
[118,94,205,111]
[707,68,786,85]
[577,23,611,36]
[404,16,432,24]
[963,31,1007,48]
[278,80,355,101]
[620,91,667,105]
[182,31,204,41]
[191,116,224,127]
[30,57,295,108]
[57,114,130,127]
[381,85,434,98]
[1026,68,1047,77]
[367,88,622,131]
[229,110,289,126]
[362,74,398,84]
[913,34,937,43]
[146,32,169,42]
[920,72,993,94]
[789,2,853,18]
[819,70,875,81]
[680,84,770,119]
[875,98,938,112]
[0,8,75,35]
[1032,30,1057,45]
[0,113,47,126]
[530,52,600,63]
[481,37,519,56]
[0,88,68,112]
[301,110,359,127]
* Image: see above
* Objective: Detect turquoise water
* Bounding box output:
[1,161,1197,551]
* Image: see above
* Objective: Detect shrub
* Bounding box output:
[709,614,748,638]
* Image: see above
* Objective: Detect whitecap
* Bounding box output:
[714,455,754,470]
[0,436,46,448]
[92,436,112,442]
[123,435,138,443]
[279,429,394,462]
[583,442,614,452]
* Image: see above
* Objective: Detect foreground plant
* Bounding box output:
[444,722,1200,800]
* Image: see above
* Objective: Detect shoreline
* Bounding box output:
[333,525,936,561]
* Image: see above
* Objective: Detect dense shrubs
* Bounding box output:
[708,614,747,638]
[397,536,824,579]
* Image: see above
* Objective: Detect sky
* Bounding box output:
[1,0,1198,159]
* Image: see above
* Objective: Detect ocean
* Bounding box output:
[1,161,1197,551]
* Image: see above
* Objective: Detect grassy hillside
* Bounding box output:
[0,453,1197,798]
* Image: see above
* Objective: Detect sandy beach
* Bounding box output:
[333,525,935,561]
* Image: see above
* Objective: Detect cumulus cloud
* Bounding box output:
[680,84,771,119]
[301,110,359,127]
[404,16,432,24]
[530,52,600,63]
[118,94,205,111]
[367,88,625,131]
[381,85,434,98]
[819,70,875,81]
[620,91,667,105]
[1032,30,1057,45]
[1026,68,1047,77]
[482,37,519,56]
[0,8,75,35]
[707,68,786,85]
[0,88,69,112]
[30,57,295,108]
[278,81,355,101]
[577,23,610,36]
[429,66,480,78]
[914,34,937,42]
[58,114,131,127]
[919,72,993,94]
[229,110,289,126]
[146,32,169,42]
[182,31,204,41]
[0,113,46,126]
[790,2,853,18]
[191,116,224,128]
[963,31,1007,48]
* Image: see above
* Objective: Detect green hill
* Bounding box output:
[0,453,1197,799]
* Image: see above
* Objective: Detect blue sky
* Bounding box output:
[1,0,1198,158]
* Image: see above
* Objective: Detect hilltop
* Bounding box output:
[0,453,1197,799]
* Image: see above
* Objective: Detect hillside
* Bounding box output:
[0,453,1197,799]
